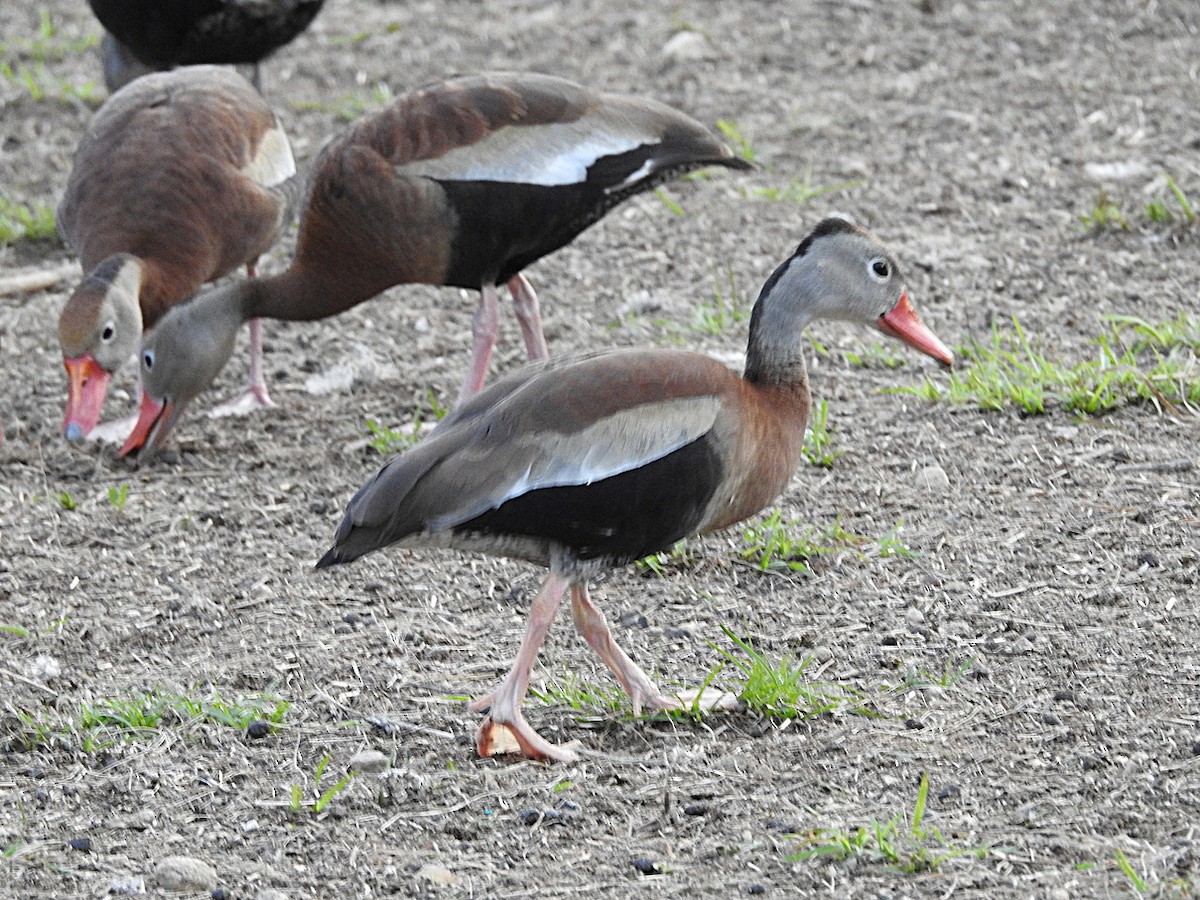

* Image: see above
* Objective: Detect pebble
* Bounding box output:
[246,720,273,740]
[348,749,390,774]
[915,464,950,491]
[632,858,661,876]
[747,885,766,895]
[152,856,218,892]
[255,891,290,900]
[661,30,714,63]
[107,875,146,895]
[416,863,459,886]
[67,837,92,852]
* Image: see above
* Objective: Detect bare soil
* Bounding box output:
[2,1,1199,897]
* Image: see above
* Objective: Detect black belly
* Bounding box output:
[460,435,724,565]
[437,178,623,289]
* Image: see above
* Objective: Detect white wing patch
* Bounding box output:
[427,395,722,532]
[397,122,645,187]
[242,123,296,188]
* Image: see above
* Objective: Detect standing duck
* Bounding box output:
[316,217,955,763]
[57,65,300,443]
[118,71,752,456]
[88,0,325,92]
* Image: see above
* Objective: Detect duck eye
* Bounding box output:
[101,322,116,342]
[142,350,155,370]
[870,258,891,280]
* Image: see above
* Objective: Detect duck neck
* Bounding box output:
[742,286,815,396]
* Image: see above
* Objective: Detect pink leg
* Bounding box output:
[506,273,548,361]
[569,585,741,717]
[472,574,578,763]
[207,317,275,417]
[568,584,679,715]
[457,285,501,404]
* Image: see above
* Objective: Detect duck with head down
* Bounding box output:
[316,216,955,763]
[116,70,753,457]
[57,64,301,444]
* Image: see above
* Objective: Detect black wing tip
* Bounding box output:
[315,547,345,570]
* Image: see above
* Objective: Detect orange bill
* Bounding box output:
[62,354,112,442]
[876,290,954,367]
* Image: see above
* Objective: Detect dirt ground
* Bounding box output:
[2,0,1199,897]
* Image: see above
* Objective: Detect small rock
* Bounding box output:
[1010,636,1035,655]
[683,802,708,816]
[152,856,218,892]
[936,783,961,802]
[348,749,390,774]
[914,464,950,491]
[1053,690,1077,704]
[246,720,273,740]
[618,610,648,628]
[212,889,231,900]
[416,863,459,886]
[108,875,146,895]
[28,654,61,683]
[747,885,766,896]
[1041,712,1062,726]
[632,858,661,876]
[519,809,541,826]
[67,837,92,852]
[904,717,925,730]
[661,30,713,63]
[255,891,289,900]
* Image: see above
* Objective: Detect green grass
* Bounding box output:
[844,341,907,369]
[739,512,909,574]
[1083,174,1196,230]
[751,169,864,205]
[635,539,696,577]
[289,753,354,814]
[107,483,129,510]
[0,9,98,62]
[691,267,751,335]
[801,399,843,467]
[716,627,873,719]
[898,315,1200,415]
[1113,847,1148,894]
[0,196,58,244]
[364,389,449,453]
[291,83,394,121]
[791,772,988,872]
[6,689,289,752]
[715,119,757,163]
[530,669,632,714]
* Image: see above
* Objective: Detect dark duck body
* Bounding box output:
[317,217,956,762]
[88,0,325,92]
[121,71,752,455]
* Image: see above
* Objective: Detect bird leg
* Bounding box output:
[506,273,548,361]
[207,317,277,418]
[471,573,578,763]
[569,584,739,716]
[457,285,502,404]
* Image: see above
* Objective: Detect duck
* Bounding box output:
[57,65,301,444]
[315,216,955,763]
[88,0,325,92]
[118,71,753,456]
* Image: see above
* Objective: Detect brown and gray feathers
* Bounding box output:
[318,348,807,572]
[276,71,752,320]
[57,65,299,337]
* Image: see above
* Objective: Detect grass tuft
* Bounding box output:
[897,315,1200,415]
[0,196,58,244]
[791,772,988,872]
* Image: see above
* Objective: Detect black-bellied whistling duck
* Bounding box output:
[57,65,301,443]
[315,217,955,763]
[88,0,325,92]
[118,71,753,456]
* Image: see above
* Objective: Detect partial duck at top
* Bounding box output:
[120,70,754,456]
[316,217,954,762]
[88,0,325,92]
[57,65,301,443]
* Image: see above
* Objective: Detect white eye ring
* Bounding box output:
[868,257,891,281]
[101,321,116,342]
[142,349,155,370]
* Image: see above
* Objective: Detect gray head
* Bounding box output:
[118,281,248,456]
[746,218,953,382]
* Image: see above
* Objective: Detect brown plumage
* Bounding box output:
[57,65,300,443]
[317,217,956,762]
[119,71,753,455]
